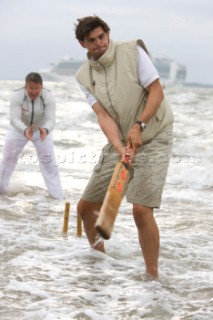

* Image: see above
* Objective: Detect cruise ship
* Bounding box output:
[40,55,187,86]
[40,56,83,82]
[153,55,187,86]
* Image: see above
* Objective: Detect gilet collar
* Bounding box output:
[88,40,116,71]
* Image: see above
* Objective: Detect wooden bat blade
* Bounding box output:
[95,159,130,239]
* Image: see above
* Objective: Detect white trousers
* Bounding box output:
[0,127,63,200]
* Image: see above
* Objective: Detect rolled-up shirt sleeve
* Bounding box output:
[137,46,159,88]
[78,83,97,107]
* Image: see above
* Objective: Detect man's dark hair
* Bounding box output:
[74,15,110,41]
[25,72,43,84]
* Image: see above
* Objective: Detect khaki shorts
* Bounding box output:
[81,126,173,208]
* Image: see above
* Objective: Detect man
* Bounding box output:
[0,72,63,200]
[74,16,173,279]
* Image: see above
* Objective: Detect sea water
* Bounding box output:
[0,80,212,320]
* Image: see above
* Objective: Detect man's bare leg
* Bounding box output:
[133,204,159,279]
[77,199,105,252]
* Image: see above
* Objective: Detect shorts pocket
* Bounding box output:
[155,101,166,121]
[93,143,112,172]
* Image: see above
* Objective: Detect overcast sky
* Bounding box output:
[0,0,212,84]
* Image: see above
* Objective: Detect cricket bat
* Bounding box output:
[95,157,130,239]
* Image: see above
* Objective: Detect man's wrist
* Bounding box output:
[135,120,146,132]
[114,142,124,154]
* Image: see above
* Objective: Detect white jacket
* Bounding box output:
[10,87,56,134]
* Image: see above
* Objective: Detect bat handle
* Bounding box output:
[122,155,131,169]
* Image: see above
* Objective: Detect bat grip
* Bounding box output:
[122,155,131,169]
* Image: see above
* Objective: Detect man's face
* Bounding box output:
[80,27,110,60]
[25,81,42,100]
